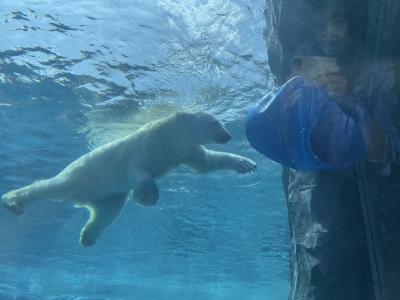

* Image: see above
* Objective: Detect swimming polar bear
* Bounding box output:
[2,112,256,246]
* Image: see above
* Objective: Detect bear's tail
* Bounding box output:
[2,178,60,215]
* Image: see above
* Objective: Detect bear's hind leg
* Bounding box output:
[2,177,67,216]
[79,193,127,247]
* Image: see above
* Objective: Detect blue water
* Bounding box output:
[0,1,289,299]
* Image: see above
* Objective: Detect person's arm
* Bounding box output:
[324,71,388,163]
[310,97,368,167]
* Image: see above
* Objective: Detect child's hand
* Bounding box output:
[324,71,359,116]
[325,71,348,98]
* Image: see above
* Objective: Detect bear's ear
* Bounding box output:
[174,111,194,121]
[174,111,191,116]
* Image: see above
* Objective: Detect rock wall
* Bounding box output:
[285,167,375,300]
[264,1,400,299]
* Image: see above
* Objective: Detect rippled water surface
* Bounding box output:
[0,1,289,299]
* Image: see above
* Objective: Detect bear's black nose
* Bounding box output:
[215,132,231,144]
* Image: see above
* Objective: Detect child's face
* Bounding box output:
[315,2,349,55]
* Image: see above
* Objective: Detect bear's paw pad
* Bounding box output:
[3,201,24,216]
[234,157,257,174]
[80,233,97,247]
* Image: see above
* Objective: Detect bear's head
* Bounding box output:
[174,111,231,145]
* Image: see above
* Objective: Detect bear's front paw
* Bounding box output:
[80,233,97,247]
[233,157,257,174]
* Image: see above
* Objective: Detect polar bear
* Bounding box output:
[2,112,256,246]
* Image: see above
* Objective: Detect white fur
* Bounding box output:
[2,112,256,246]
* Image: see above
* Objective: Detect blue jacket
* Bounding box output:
[245,77,367,171]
